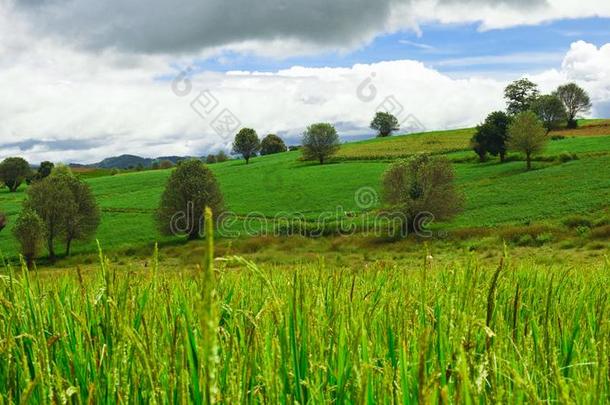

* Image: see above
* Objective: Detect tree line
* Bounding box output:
[472,80,592,169]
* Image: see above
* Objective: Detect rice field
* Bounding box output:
[1,220,609,403]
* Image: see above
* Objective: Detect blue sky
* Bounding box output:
[194,17,610,77]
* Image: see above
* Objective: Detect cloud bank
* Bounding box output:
[0,1,609,163]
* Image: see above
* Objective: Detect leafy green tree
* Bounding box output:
[531,94,568,133]
[27,161,55,184]
[302,123,340,164]
[370,112,400,137]
[471,111,511,162]
[232,128,261,164]
[260,134,287,155]
[206,154,218,164]
[508,111,548,170]
[382,154,463,236]
[12,208,45,269]
[157,160,224,240]
[25,171,76,260]
[63,176,100,256]
[555,83,592,129]
[504,78,539,115]
[0,157,32,192]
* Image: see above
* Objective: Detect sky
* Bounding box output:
[1,0,609,164]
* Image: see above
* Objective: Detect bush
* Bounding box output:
[382,154,463,236]
[550,135,565,141]
[0,157,32,192]
[159,160,175,169]
[215,151,229,163]
[206,154,217,164]
[558,151,578,163]
[12,208,45,269]
[563,215,592,229]
[590,225,610,240]
[500,224,555,244]
[156,160,224,240]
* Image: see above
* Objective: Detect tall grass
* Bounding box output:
[0,235,609,402]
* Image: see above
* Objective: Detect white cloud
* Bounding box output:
[1,1,610,164]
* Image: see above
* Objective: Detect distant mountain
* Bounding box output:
[73,154,196,169]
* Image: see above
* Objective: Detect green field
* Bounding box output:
[1,237,609,403]
[1,122,610,403]
[1,129,610,260]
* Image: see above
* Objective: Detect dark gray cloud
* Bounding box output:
[13,0,548,54]
[0,138,106,152]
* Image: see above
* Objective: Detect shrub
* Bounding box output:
[576,226,590,237]
[232,128,261,164]
[550,135,565,141]
[535,232,554,245]
[0,157,32,192]
[156,159,224,240]
[558,151,577,163]
[302,123,340,164]
[260,134,288,155]
[563,215,592,229]
[206,154,217,164]
[12,208,45,269]
[110,168,120,176]
[590,225,610,240]
[382,154,463,236]
[500,224,555,244]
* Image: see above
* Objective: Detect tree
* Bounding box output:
[370,112,400,137]
[301,123,340,164]
[216,151,229,163]
[260,134,287,155]
[471,111,511,162]
[62,176,100,256]
[13,208,45,269]
[555,83,592,129]
[504,78,539,116]
[25,172,76,260]
[0,157,31,192]
[531,94,568,133]
[206,154,218,164]
[156,159,224,240]
[27,161,55,184]
[507,111,548,170]
[232,128,261,164]
[382,154,463,236]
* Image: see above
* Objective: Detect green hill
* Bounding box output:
[1,122,610,259]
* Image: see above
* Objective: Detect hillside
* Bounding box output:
[1,121,609,259]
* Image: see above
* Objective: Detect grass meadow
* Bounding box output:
[1,121,609,403]
[1,232,609,403]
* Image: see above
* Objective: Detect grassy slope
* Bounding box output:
[1,124,609,258]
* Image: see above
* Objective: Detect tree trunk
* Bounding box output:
[245,156,250,164]
[319,156,324,165]
[26,255,34,270]
[48,236,56,262]
[65,238,72,257]
[526,152,532,170]
[500,152,506,163]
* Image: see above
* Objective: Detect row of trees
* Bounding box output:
[232,131,288,164]
[0,158,55,193]
[6,166,100,267]
[232,124,341,165]
[472,80,591,168]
